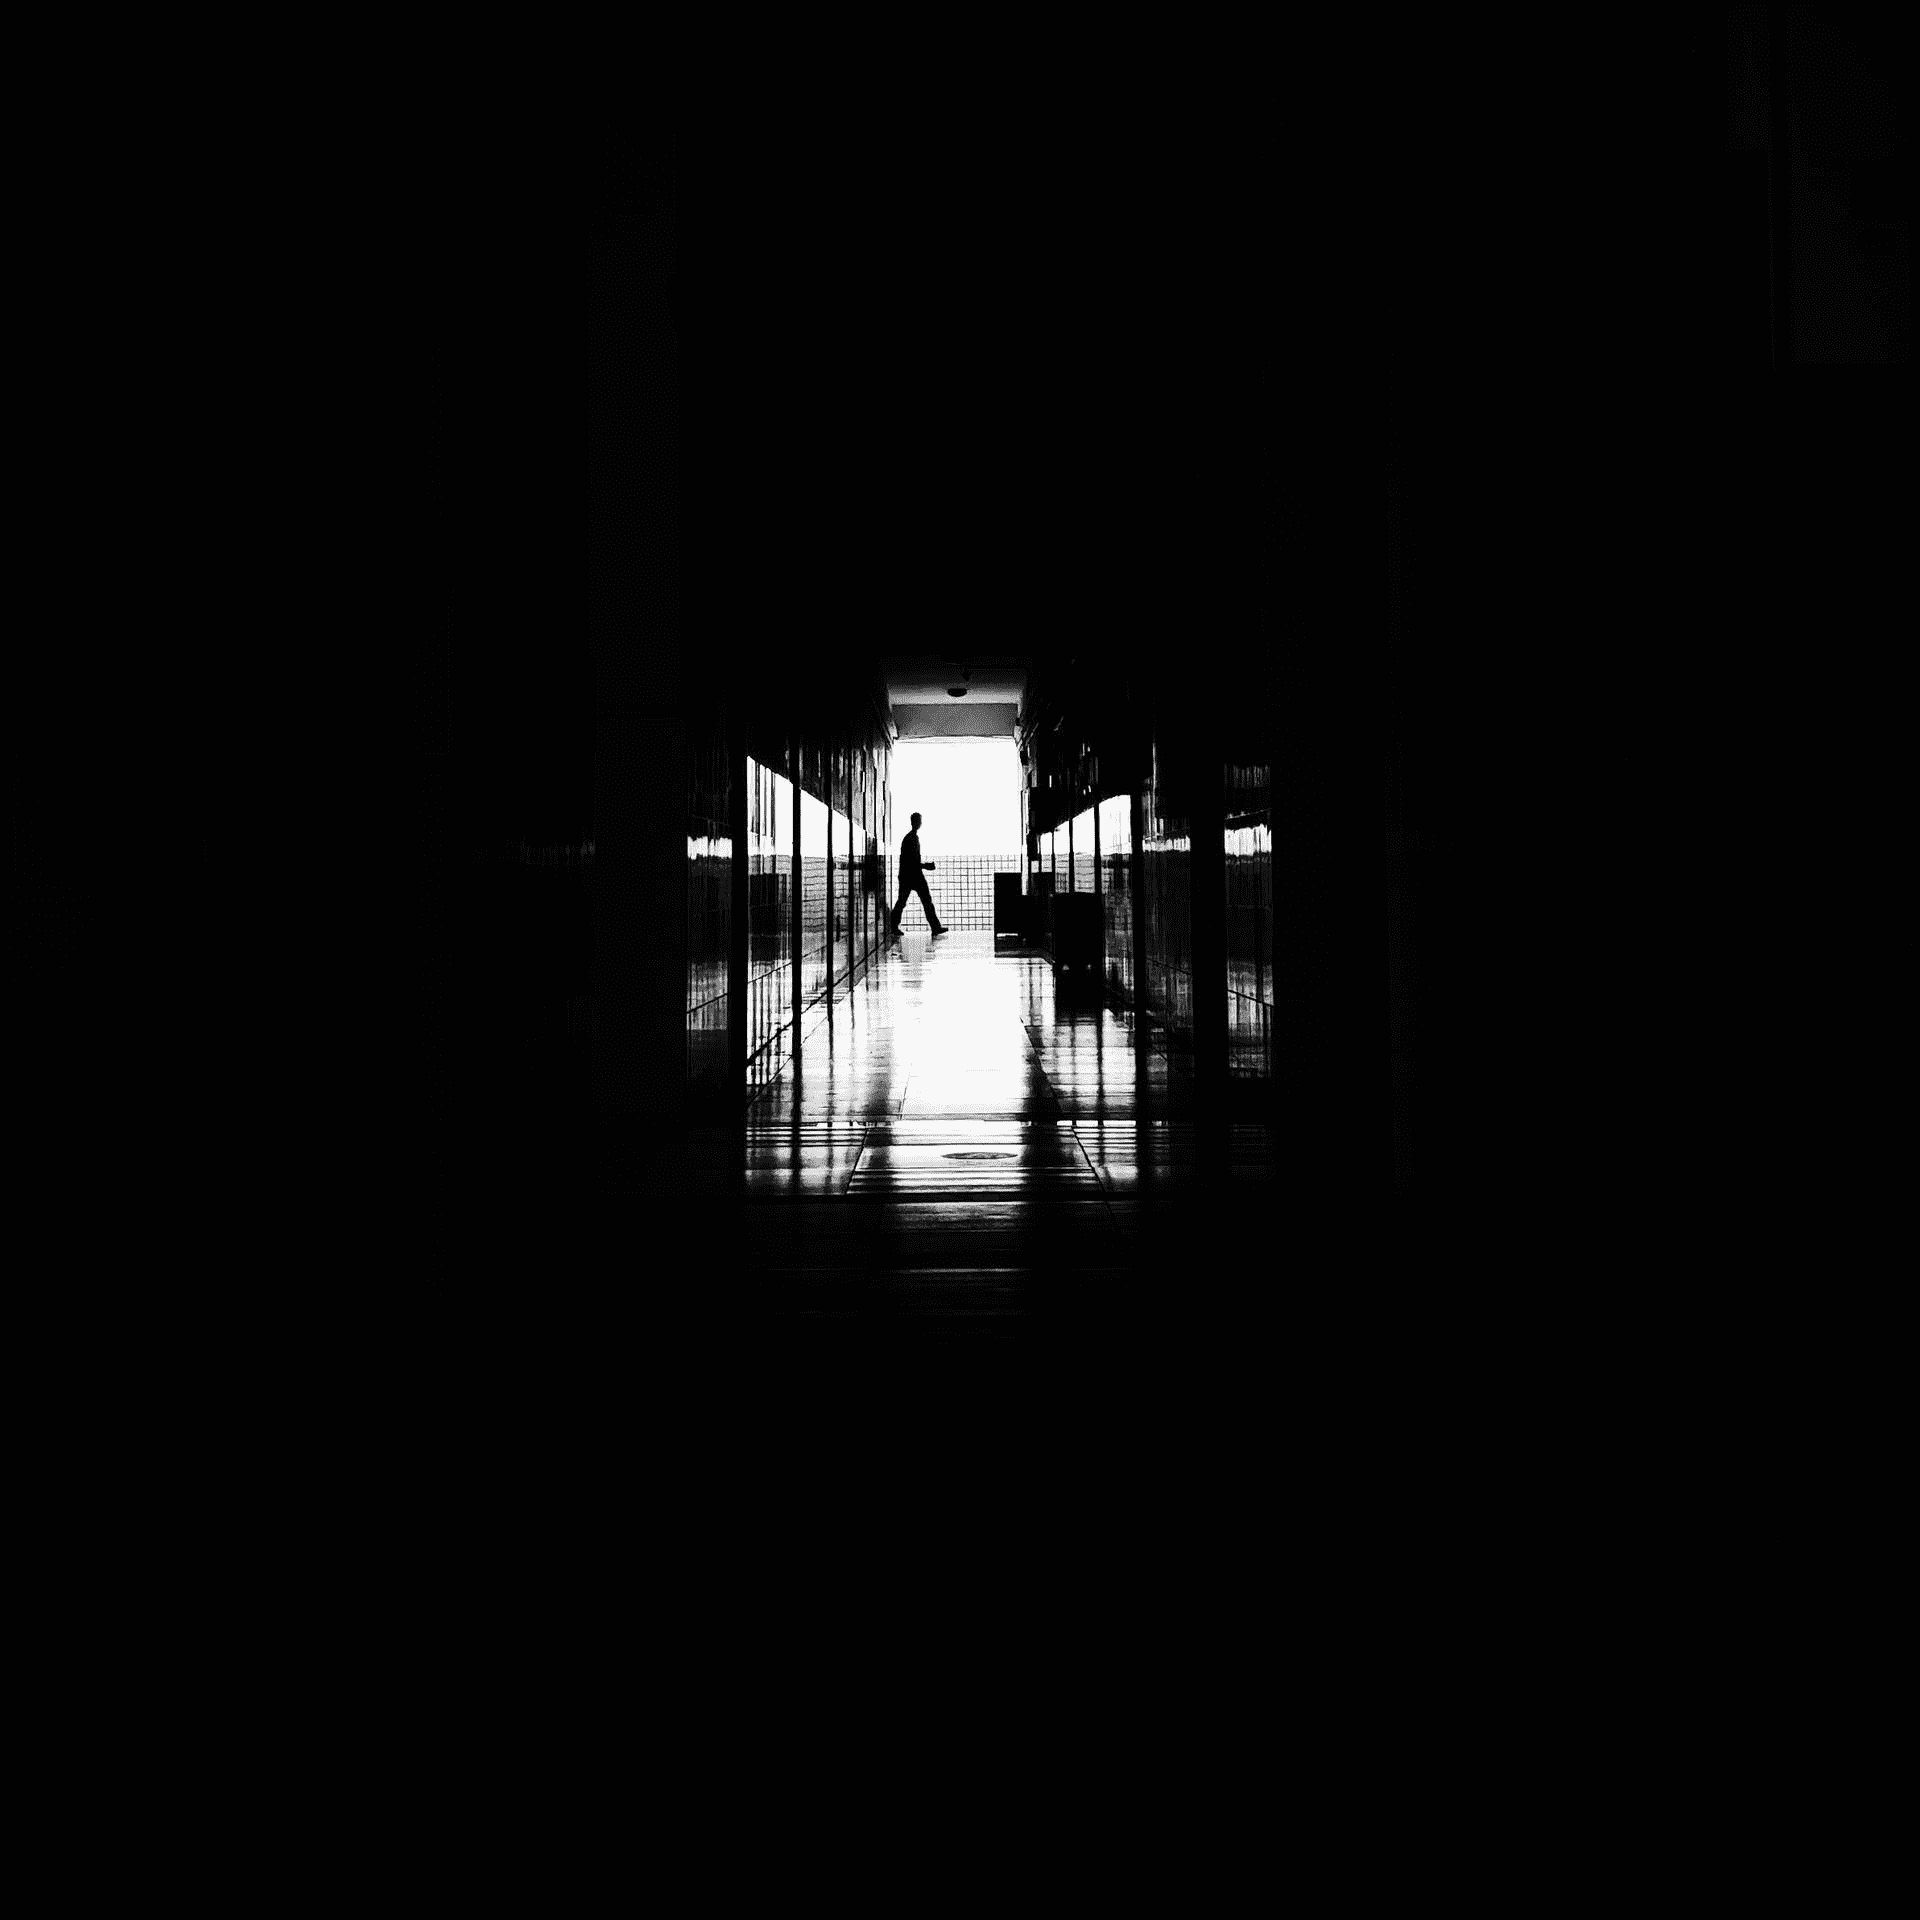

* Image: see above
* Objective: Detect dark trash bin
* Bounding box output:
[993,871,1023,943]
[1024,871,1054,947]
[1052,892,1102,986]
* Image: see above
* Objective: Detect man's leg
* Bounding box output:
[916,875,945,935]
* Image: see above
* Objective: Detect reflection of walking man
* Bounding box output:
[888,812,946,941]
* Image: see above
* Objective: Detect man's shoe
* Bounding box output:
[932,926,948,938]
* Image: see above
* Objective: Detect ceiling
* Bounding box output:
[883,656,1027,740]
[893,702,1021,741]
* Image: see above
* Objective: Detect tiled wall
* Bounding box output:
[889,856,1024,929]
[1098,791,1134,1006]
[1225,760,1273,1079]
[686,708,731,1105]
[1140,735,1194,1056]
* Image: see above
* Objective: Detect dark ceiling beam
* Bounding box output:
[894,701,1020,742]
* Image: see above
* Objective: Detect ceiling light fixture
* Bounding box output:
[947,685,969,697]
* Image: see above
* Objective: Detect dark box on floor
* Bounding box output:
[1051,892,1102,982]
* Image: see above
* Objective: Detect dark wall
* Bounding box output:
[1775,3,1909,362]
[1714,4,1909,363]
[685,697,730,1112]
[589,130,682,1161]
[433,129,677,1208]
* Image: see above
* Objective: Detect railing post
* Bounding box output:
[825,763,834,1002]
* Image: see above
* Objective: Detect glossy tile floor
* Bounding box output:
[696,932,1274,1341]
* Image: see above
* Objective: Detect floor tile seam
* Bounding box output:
[845,1171,1104,1184]
[859,1150,1079,1161]
[840,1123,869,1197]
[835,1203,1107,1214]
[863,1144,1093,1156]
[742,1125,871,1136]
[1072,1134,1125,1227]
[839,1193,1105,1203]
[746,1125,1083,1150]
[834,1195,1112,1213]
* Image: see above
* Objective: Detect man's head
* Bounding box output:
[910,812,922,829]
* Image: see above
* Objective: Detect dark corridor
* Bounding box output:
[420,35,1905,1360]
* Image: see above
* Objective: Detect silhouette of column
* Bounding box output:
[1130,789,1148,1020]
[791,732,803,1061]
[852,733,860,998]
[825,753,834,1001]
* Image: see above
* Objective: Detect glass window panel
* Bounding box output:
[1071,806,1096,896]
[745,757,795,1068]
[799,785,830,1007]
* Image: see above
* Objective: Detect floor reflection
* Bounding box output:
[734,933,1267,1247]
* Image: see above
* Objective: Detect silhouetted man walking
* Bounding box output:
[888,812,946,941]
